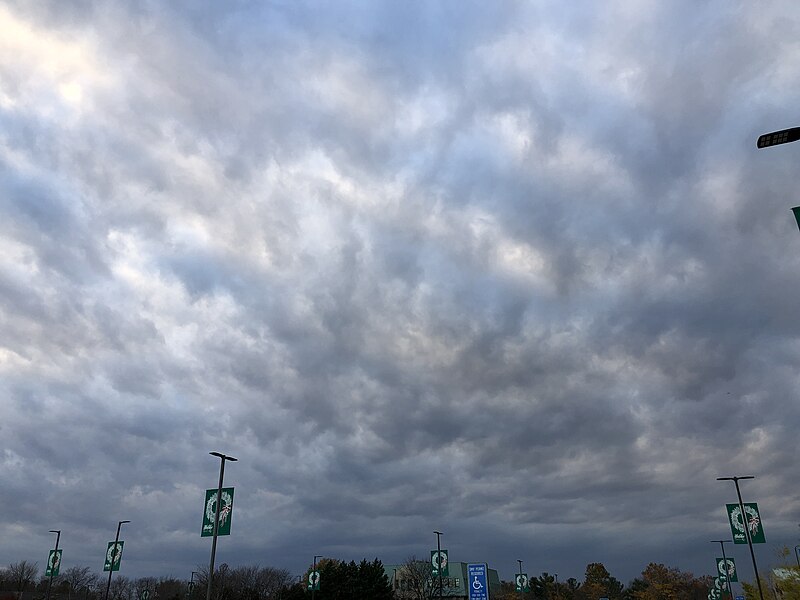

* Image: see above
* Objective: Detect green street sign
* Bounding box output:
[717,557,737,582]
[45,549,62,577]
[431,550,449,577]
[726,503,765,544]
[515,573,529,592]
[103,541,124,572]
[307,571,320,591]
[140,590,150,600]
[187,582,195,593]
[201,488,234,537]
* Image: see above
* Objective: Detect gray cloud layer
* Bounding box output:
[2,0,800,584]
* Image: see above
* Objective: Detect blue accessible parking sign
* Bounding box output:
[467,563,489,600]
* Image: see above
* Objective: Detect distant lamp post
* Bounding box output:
[46,529,61,600]
[311,555,322,600]
[206,452,237,600]
[710,539,734,600]
[717,476,764,600]
[794,546,800,569]
[434,531,444,600]
[104,520,130,600]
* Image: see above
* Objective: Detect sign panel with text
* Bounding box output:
[467,563,489,600]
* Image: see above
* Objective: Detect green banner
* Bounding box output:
[431,550,449,577]
[202,487,234,537]
[717,557,737,582]
[515,573,529,592]
[45,549,62,577]
[726,503,765,544]
[307,571,320,591]
[103,541,124,572]
[714,575,726,590]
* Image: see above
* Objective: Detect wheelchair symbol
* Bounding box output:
[472,576,484,590]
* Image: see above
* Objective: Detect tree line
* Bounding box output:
[3,555,799,600]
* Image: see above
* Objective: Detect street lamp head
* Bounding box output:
[49,530,60,534]
[757,127,800,148]
[433,530,443,535]
[210,451,238,462]
[119,520,131,525]
[717,476,755,481]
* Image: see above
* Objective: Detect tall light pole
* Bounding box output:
[312,555,322,600]
[554,573,559,600]
[206,452,237,600]
[710,540,734,600]
[434,531,443,600]
[794,546,800,569]
[104,520,130,600]
[46,530,61,600]
[717,476,763,600]
[517,560,524,597]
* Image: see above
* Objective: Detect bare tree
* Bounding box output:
[395,556,458,600]
[8,561,39,599]
[108,576,133,600]
[63,567,98,600]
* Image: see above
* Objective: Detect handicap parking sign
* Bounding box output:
[467,563,489,600]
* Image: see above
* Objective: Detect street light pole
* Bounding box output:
[710,540,734,600]
[434,531,443,600]
[717,476,764,600]
[46,530,61,600]
[104,520,130,600]
[312,555,322,600]
[794,546,800,569]
[206,452,237,600]
[555,573,559,600]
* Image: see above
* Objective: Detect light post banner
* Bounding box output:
[467,563,489,600]
[45,549,62,577]
[726,503,765,544]
[515,573,529,592]
[717,557,738,582]
[201,487,234,537]
[103,541,124,572]
[431,550,449,577]
[307,571,320,591]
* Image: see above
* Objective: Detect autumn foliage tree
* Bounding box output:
[581,563,623,600]
[626,563,710,600]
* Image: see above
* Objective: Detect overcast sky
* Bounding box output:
[2,0,800,586]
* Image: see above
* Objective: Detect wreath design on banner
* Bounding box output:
[205,490,233,527]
